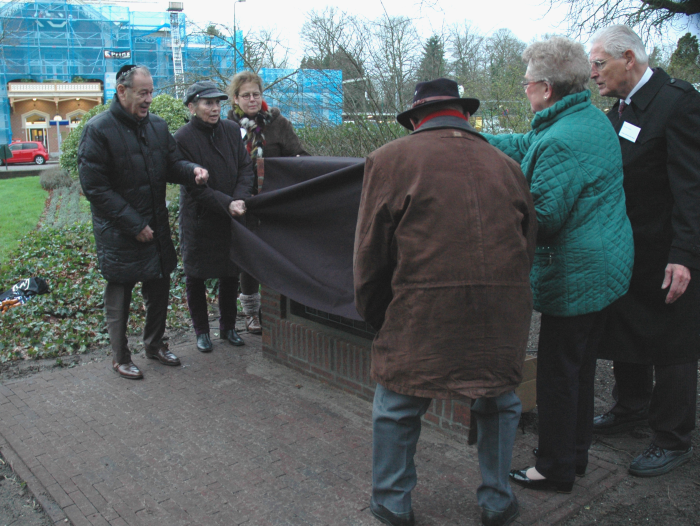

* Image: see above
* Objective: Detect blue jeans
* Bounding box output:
[372,383,521,515]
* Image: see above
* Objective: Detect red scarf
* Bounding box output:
[414,109,468,130]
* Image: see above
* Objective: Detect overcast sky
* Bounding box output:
[146,0,572,61]
[136,0,691,65]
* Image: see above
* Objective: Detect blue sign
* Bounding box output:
[49,120,70,126]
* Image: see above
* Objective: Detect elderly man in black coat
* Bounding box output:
[589,26,700,476]
[79,65,209,380]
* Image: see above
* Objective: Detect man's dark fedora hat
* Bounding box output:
[184,81,229,106]
[396,78,479,130]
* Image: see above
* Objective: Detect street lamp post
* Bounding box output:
[51,114,69,156]
[233,0,246,74]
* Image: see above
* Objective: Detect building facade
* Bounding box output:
[0,1,343,154]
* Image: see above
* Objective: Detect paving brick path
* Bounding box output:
[0,332,624,525]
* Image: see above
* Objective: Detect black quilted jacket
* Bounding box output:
[78,97,199,283]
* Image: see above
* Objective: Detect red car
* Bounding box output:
[1,141,49,165]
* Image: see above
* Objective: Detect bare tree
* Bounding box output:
[545,0,700,39]
[300,8,368,115]
[297,10,419,152]
[243,27,292,71]
[448,22,487,98]
[369,15,421,114]
[301,8,358,68]
[184,21,292,91]
[478,29,530,133]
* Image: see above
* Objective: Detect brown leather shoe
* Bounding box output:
[245,314,262,334]
[112,360,143,380]
[145,344,181,366]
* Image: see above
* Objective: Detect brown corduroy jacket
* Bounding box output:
[354,117,537,399]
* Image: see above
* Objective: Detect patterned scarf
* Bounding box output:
[234,100,272,161]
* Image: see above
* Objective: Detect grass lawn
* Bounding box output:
[0,176,47,265]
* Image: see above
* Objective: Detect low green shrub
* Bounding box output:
[0,224,109,361]
[59,104,108,180]
[39,166,73,191]
[298,119,408,158]
[0,195,192,362]
[149,94,191,133]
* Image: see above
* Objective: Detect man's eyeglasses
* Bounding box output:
[238,92,262,100]
[590,58,612,71]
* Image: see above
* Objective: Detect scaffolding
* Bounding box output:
[260,69,344,127]
[0,1,343,143]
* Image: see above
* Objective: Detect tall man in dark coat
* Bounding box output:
[354,78,537,526]
[589,25,700,476]
[79,65,209,380]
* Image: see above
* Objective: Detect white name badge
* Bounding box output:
[619,121,641,143]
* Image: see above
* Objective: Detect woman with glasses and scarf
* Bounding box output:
[226,71,308,334]
[482,36,634,494]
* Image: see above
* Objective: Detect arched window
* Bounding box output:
[22,110,50,145]
[66,109,87,128]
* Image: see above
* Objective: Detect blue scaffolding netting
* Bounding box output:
[0,0,342,143]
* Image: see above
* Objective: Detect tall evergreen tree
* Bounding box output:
[416,35,448,82]
[668,33,700,83]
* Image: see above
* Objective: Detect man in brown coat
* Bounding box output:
[354,78,537,526]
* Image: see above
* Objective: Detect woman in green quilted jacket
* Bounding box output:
[483,36,634,494]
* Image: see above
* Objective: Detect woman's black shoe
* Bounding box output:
[509,468,574,493]
[196,333,213,352]
[532,448,587,477]
[222,329,245,346]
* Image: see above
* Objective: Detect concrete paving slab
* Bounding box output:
[0,332,624,525]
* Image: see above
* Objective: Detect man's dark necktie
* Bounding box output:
[618,101,627,119]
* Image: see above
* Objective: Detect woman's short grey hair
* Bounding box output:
[523,36,591,98]
[591,25,648,64]
[117,66,151,88]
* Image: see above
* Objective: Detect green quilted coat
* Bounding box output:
[484,90,633,316]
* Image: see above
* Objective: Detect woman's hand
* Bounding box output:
[229,200,246,217]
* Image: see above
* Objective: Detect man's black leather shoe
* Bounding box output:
[481,497,519,526]
[197,333,213,352]
[629,444,692,477]
[369,498,415,526]
[593,408,647,435]
[509,468,573,493]
[222,329,245,346]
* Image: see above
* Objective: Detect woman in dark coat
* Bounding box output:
[226,71,308,334]
[174,81,255,352]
